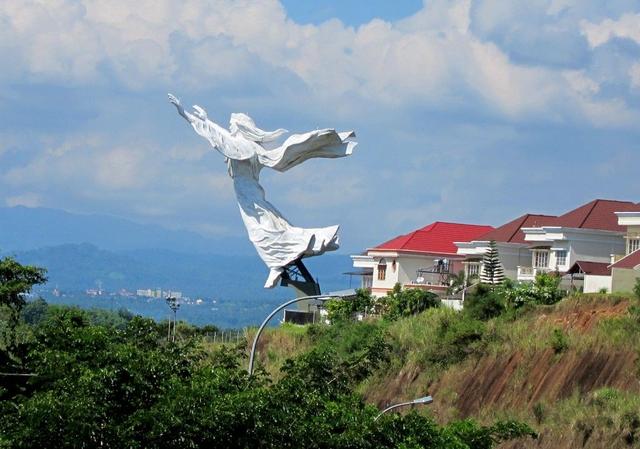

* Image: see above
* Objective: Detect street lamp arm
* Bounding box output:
[248,294,323,375]
[374,396,433,421]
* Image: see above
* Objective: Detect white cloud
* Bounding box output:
[563,70,600,96]
[1,0,636,127]
[2,0,640,248]
[581,13,640,48]
[5,193,41,207]
[1,133,234,221]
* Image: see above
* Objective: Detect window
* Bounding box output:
[533,251,549,268]
[467,263,480,277]
[628,238,640,255]
[362,275,373,289]
[555,250,567,267]
[377,259,387,281]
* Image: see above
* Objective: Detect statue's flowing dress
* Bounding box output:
[188,113,356,287]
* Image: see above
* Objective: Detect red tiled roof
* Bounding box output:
[476,213,557,244]
[553,199,640,232]
[371,222,494,255]
[610,249,640,270]
[567,261,611,276]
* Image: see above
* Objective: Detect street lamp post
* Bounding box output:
[166,295,180,342]
[374,396,433,421]
[248,294,323,375]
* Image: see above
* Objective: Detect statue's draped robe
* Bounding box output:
[189,114,356,288]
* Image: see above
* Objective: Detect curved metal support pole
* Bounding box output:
[248,294,322,375]
[374,396,433,421]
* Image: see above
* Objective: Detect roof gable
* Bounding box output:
[371,222,494,255]
[476,213,556,243]
[567,260,611,276]
[554,199,639,232]
[610,249,640,270]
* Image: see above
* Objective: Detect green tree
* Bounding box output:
[502,272,563,308]
[379,284,440,320]
[0,256,47,314]
[463,283,505,320]
[325,288,373,322]
[0,256,47,359]
[480,240,505,286]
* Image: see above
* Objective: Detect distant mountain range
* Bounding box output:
[0,206,356,326]
[9,243,353,299]
[0,206,251,254]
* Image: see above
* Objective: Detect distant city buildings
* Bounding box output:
[136,288,183,299]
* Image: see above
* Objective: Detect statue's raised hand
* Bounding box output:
[168,93,181,107]
[168,93,194,122]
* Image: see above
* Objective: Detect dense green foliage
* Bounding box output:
[0,259,537,448]
[462,284,505,321]
[502,272,563,307]
[0,256,47,381]
[379,284,441,320]
[326,285,439,323]
[0,302,535,449]
[325,288,374,322]
[464,273,563,321]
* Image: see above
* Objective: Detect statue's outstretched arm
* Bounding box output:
[168,93,197,123]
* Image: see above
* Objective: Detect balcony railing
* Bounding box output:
[517,266,551,281]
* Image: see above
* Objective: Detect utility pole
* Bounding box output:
[165,295,180,342]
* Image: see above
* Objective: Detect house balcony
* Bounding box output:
[517,266,552,282]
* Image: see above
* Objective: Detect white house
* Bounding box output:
[455,199,640,287]
[351,221,493,297]
[456,213,556,282]
[517,199,638,282]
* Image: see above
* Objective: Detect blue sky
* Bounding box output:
[1,0,640,253]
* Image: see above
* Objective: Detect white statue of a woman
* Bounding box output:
[168,94,357,288]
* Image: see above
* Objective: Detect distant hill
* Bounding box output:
[5,243,355,327]
[9,243,353,298]
[0,206,358,326]
[0,206,251,254]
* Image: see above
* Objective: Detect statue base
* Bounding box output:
[280,259,321,298]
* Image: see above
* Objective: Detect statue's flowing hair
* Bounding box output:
[229,113,287,144]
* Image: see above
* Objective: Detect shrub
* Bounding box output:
[326,297,357,322]
[634,277,640,300]
[422,312,486,367]
[532,402,546,424]
[379,284,440,321]
[502,272,563,308]
[550,328,569,353]
[326,288,373,322]
[464,283,505,321]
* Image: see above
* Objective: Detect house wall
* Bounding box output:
[500,247,532,280]
[568,237,625,266]
[523,229,625,273]
[458,243,530,281]
[583,275,613,293]
[611,267,640,293]
[367,252,463,297]
[372,256,400,292]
